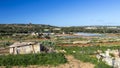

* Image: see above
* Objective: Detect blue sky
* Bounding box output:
[0,0,120,26]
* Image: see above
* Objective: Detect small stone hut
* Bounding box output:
[9,42,54,54]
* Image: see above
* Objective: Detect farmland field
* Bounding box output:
[0,53,67,68]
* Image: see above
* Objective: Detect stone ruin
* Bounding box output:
[96,49,120,68]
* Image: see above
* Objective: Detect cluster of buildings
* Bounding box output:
[85,26,120,30]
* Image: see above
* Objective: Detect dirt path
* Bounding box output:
[58,55,95,68]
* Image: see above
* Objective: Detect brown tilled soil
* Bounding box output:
[57,41,120,47]
[0,55,94,68]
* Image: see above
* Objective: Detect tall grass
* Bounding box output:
[0,53,67,66]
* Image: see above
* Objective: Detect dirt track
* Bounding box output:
[57,55,95,68]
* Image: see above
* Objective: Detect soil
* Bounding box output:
[57,41,120,47]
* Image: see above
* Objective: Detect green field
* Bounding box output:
[0,53,67,67]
